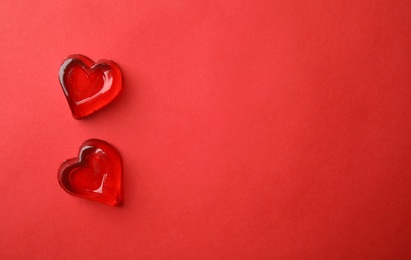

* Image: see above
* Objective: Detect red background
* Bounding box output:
[1,0,411,259]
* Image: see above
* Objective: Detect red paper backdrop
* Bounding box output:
[1,0,410,259]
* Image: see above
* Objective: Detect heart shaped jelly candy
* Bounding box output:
[58,139,122,206]
[59,54,122,119]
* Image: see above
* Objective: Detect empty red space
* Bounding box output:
[0,0,410,259]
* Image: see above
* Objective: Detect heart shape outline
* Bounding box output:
[58,139,122,206]
[59,54,122,119]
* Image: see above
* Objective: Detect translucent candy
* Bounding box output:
[59,54,122,119]
[58,139,122,206]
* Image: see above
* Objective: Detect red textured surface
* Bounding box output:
[1,0,411,259]
[58,139,122,206]
[59,54,122,119]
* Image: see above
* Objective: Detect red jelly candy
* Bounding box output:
[58,139,122,206]
[59,54,122,119]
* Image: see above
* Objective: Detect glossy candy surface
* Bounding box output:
[58,139,122,206]
[59,54,122,119]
